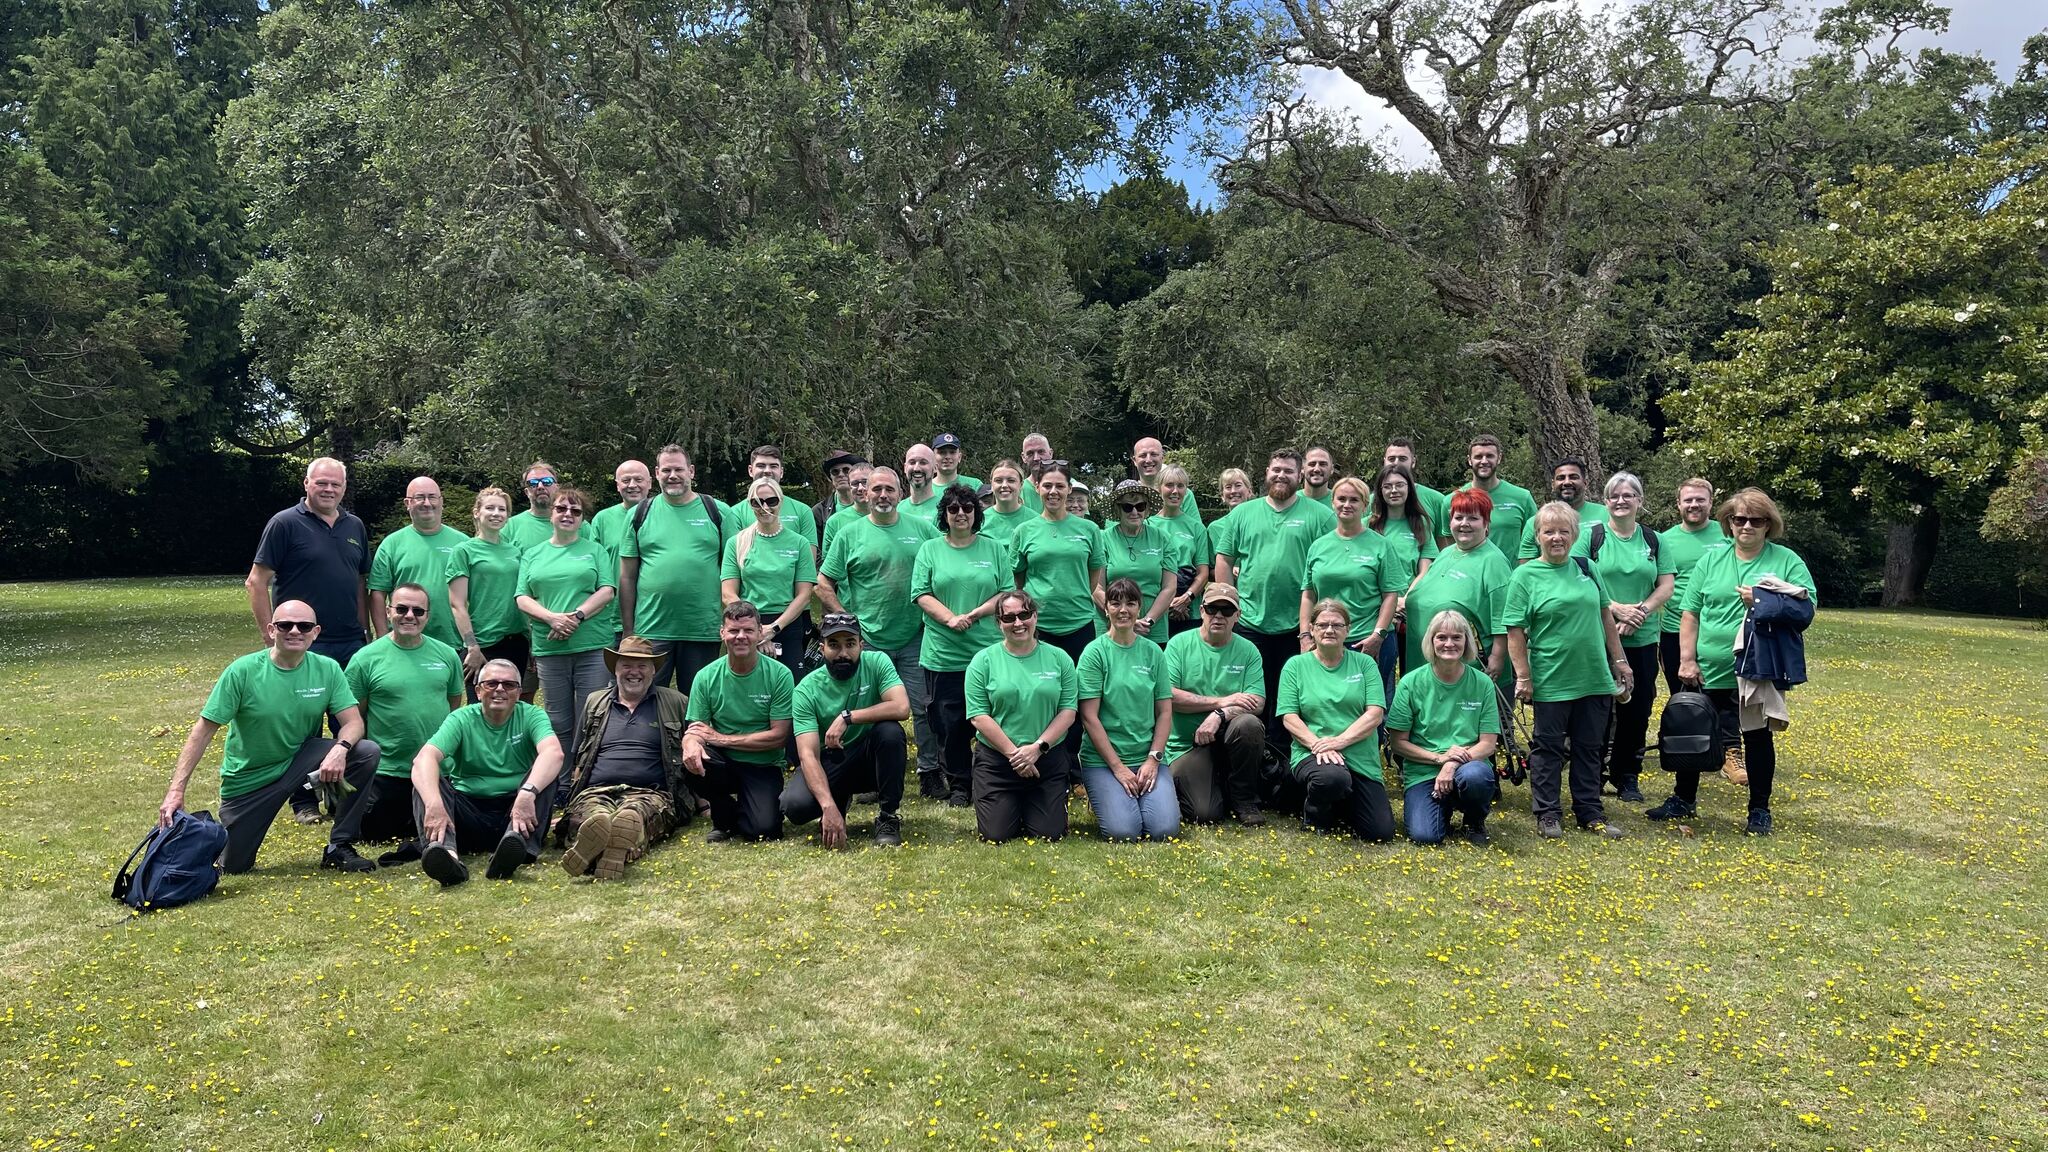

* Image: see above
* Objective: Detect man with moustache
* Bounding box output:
[1459,433,1538,559]
[1656,478,1727,692]
[683,603,797,842]
[368,477,470,649]
[1211,448,1337,750]
[620,444,735,692]
[781,614,914,848]
[1301,446,1338,507]
[556,636,694,880]
[1515,457,1606,561]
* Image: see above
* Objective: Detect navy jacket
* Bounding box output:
[1735,587,1812,688]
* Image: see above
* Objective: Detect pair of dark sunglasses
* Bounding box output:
[1117,503,1147,513]
[390,604,428,618]
[478,678,520,691]
[525,477,556,488]
[998,610,1037,623]
[751,496,782,509]
[1202,602,1238,618]
[273,619,317,633]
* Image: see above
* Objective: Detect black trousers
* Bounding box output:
[411,785,551,860]
[701,748,785,840]
[1660,631,1683,695]
[926,669,973,799]
[1674,688,1778,811]
[1169,713,1265,822]
[1240,627,1298,752]
[1037,627,1092,763]
[1291,757,1395,841]
[782,723,908,824]
[1605,644,1661,790]
[972,743,1071,842]
[654,640,722,694]
[328,773,418,848]
[217,736,382,873]
[1530,694,1612,825]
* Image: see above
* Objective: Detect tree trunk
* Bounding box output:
[1496,344,1604,481]
[1880,507,1940,607]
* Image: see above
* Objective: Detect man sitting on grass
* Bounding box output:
[780,613,912,849]
[157,600,383,874]
[411,658,564,886]
[556,636,694,880]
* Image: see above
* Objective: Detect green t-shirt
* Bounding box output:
[501,508,570,556]
[201,650,357,799]
[965,640,1079,749]
[934,474,983,499]
[1098,521,1174,644]
[1502,558,1614,702]
[1679,542,1816,689]
[368,524,471,646]
[425,701,554,797]
[1162,629,1264,761]
[1658,522,1728,634]
[346,633,465,777]
[685,657,797,766]
[620,495,735,642]
[1403,541,1513,668]
[1302,529,1401,643]
[1589,522,1677,646]
[720,525,818,616]
[790,651,903,747]
[1461,479,1539,560]
[1276,649,1386,780]
[819,504,866,560]
[584,501,642,639]
[909,534,1009,671]
[1009,515,1107,635]
[982,504,1038,546]
[900,489,945,529]
[1213,496,1338,635]
[1306,489,1334,508]
[1385,664,1501,789]
[513,538,616,656]
[1372,520,1441,592]
[1022,484,1046,513]
[445,535,525,645]
[1151,510,1210,575]
[1517,500,1606,560]
[1076,633,1171,768]
[821,513,942,651]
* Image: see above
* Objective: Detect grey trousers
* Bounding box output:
[537,648,609,793]
[880,640,938,779]
[218,736,382,873]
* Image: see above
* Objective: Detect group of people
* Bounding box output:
[156,429,1816,886]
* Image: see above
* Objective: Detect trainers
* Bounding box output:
[1465,825,1491,847]
[376,842,422,867]
[1234,805,1267,827]
[1536,816,1565,839]
[873,812,904,847]
[321,845,376,874]
[1616,784,1644,803]
[917,771,947,801]
[1745,808,1773,836]
[291,807,326,826]
[595,809,644,880]
[1580,819,1627,840]
[1645,796,1696,821]
[484,832,527,879]
[705,828,733,844]
[421,842,468,887]
[560,811,613,877]
[1720,747,1748,787]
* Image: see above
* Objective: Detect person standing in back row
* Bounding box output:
[368,477,469,649]
[1657,477,1725,693]
[620,444,735,693]
[1460,433,1538,561]
[1212,448,1337,751]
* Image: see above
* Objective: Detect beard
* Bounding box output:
[827,657,860,681]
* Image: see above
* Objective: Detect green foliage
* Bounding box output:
[1061,174,1215,308]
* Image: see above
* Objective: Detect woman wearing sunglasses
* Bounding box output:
[912,484,1009,807]
[964,590,1079,842]
[721,476,816,680]
[1654,488,1815,835]
[513,486,616,775]
[1096,480,1176,647]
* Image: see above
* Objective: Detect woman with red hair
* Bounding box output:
[1404,488,1514,682]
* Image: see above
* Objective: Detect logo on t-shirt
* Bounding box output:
[1457,700,1481,712]
[1223,664,1246,676]
[295,686,329,700]
[1034,670,1061,681]
[1343,673,1363,684]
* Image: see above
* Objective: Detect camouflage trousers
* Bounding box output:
[557,785,681,862]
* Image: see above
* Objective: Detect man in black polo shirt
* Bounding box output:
[247,456,373,821]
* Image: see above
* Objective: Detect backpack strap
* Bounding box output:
[112,823,163,904]
[1586,522,1605,561]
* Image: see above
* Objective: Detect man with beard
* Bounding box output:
[1301,446,1338,507]
[683,602,797,842]
[1019,432,1054,512]
[901,442,943,522]
[413,658,564,885]
[931,433,979,494]
[1376,438,1449,544]
[1516,457,1606,561]
[369,477,470,649]
[1460,434,1538,559]
[1211,448,1337,749]
[781,613,913,848]
[1656,477,1727,692]
[556,636,694,880]
[620,444,735,692]
[502,460,579,554]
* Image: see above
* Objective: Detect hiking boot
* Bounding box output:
[1536,816,1565,839]
[873,811,904,847]
[1616,783,1644,803]
[561,811,613,877]
[594,809,644,880]
[1720,747,1748,787]
[321,845,376,874]
[1234,804,1267,827]
[1745,808,1773,836]
[917,771,947,801]
[421,842,468,887]
[853,791,881,805]
[1579,818,1627,840]
[946,791,973,809]
[1645,796,1696,821]
[705,828,733,844]
[1465,825,1491,848]
[377,842,422,867]
[484,832,527,880]
[291,807,326,826]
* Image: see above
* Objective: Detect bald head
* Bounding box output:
[403,476,445,531]
[614,460,651,505]
[268,599,320,653]
[1132,437,1164,481]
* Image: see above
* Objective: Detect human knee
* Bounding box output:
[1455,760,1497,798]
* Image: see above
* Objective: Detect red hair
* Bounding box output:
[1449,488,1493,523]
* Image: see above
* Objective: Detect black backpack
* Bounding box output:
[1586,522,1659,563]
[631,494,724,543]
[1653,691,1721,773]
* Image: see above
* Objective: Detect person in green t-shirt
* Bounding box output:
[1075,578,1178,841]
[981,460,1037,545]
[1213,449,1338,752]
[449,487,532,700]
[1131,436,1202,520]
[1163,584,1268,826]
[900,442,945,523]
[1374,439,1450,542]
[1097,480,1176,646]
[328,584,466,868]
[1008,464,1106,767]
[1153,464,1211,635]
[512,486,617,777]
[1460,433,1539,562]
[368,476,470,648]
[1504,502,1632,840]
[740,444,821,553]
[720,476,818,681]
[931,432,981,497]
[1301,445,1338,507]
[503,459,576,556]
[1385,610,1501,847]
[780,614,913,849]
[1019,432,1055,513]
[1516,458,1606,561]
[683,601,797,842]
[157,600,382,875]
[586,459,652,645]
[912,485,1011,806]
[1404,487,1514,679]
[1592,471,1678,803]
[621,445,735,692]
[1301,475,1401,691]
[1276,598,1394,842]
[965,589,1079,842]
[413,658,565,886]
[1656,476,1726,692]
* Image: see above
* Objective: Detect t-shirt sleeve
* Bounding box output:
[620,513,642,559]
[514,561,534,600]
[199,661,243,726]
[1517,517,1538,561]
[446,544,472,582]
[1656,539,1678,577]
[1483,560,1509,636]
[345,656,371,710]
[1502,571,1532,629]
[874,654,903,694]
[425,711,464,756]
[719,535,742,583]
[1366,662,1386,710]
[792,681,822,735]
[1057,654,1079,711]
[1474,674,1502,734]
[595,546,618,591]
[1241,644,1266,696]
[795,540,818,584]
[821,530,849,583]
[770,666,794,721]
[327,657,359,714]
[1213,512,1239,563]
[909,546,934,600]
[1301,548,1321,595]
[1190,521,1212,569]
[251,514,285,570]
[368,539,396,593]
[1165,638,1186,685]
[1784,549,1819,606]
[1418,533,1441,561]
[685,668,715,724]
[1008,526,1030,580]
[1077,642,1106,702]
[1151,650,1172,701]
[521,702,554,746]
[964,653,991,720]
[442,651,466,699]
[1085,524,1106,571]
[1385,677,1414,733]
[1275,659,1301,716]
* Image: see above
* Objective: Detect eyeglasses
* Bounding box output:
[525,477,556,488]
[944,503,976,515]
[1117,503,1147,513]
[478,678,520,691]
[272,620,317,633]
[1201,603,1239,617]
[552,503,583,515]
[390,604,428,617]
[1729,515,1767,527]
[997,610,1036,623]
[751,496,781,509]
[406,494,441,504]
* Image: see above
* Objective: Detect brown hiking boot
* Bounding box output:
[560,810,613,877]
[1720,746,1748,787]
[594,808,644,880]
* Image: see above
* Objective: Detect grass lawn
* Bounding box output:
[1,578,2042,1151]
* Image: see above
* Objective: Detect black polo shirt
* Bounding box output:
[253,500,372,640]
[588,694,665,789]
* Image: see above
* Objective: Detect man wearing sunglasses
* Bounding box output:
[157,601,384,873]
[1162,584,1269,826]
[368,477,470,649]
[503,459,578,555]
[326,583,466,871]
[412,658,565,885]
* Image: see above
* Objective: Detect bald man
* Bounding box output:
[369,476,470,648]
[1132,437,1199,519]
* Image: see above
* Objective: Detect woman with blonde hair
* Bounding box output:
[1385,610,1501,846]
[720,475,816,678]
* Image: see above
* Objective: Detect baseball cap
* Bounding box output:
[931,433,962,450]
[819,613,862,639]
[1201,583,1240,608]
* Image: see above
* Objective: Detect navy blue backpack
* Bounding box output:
[113,810,228,911]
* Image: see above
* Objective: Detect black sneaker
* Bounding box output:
[1645,796,1696,821]
[376,842,423,867]
[321,845,376,874]
[917,771,947,800]
[873,812,903,847]
[1465,825,1491,847]
[1536,816,1565,839]
[705,828,733,844]
[946,791,973,809]
[484,832,527,879]
[421,842,468,887]
[1745,808,1773,836]
[1233,805,1267,827]
[1616,784,1644,803]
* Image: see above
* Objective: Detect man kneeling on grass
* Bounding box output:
[555,636,695,879]
[412,658,564,885]
[683,600,795,842]
[781,613,912,848]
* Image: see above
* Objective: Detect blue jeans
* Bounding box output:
[1079,763,1182,841]
[1401,761,1498,844]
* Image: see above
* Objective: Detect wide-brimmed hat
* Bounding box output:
[821,449,864,472]
[604,635,664,673]
[1109,479,1159,516]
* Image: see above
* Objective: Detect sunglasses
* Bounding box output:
[552,503,583,514]
[997,610,1036,623]
[1201,603,1239,617]
[1729,515,1767,527]
[272,620,317,633]
[751,496,782,509]
[390,604,428,617]
[1118,503,1147,513]
[944,503,976,515]
[525,477,556,488]
[478,678,520,691]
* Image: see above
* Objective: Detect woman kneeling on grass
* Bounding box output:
[1077,578,1179,841]
[1277,598,1394,842]
[965,590,1079,843]
[1385,610,1501,847]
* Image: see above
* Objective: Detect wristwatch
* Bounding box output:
[336,739,354,753]
[839,709,853,728]
[570,608,586,622]
[1035,740,1050,753]
[519,784,541,796]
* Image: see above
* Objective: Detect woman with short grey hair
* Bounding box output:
[1589,470,1675,803]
